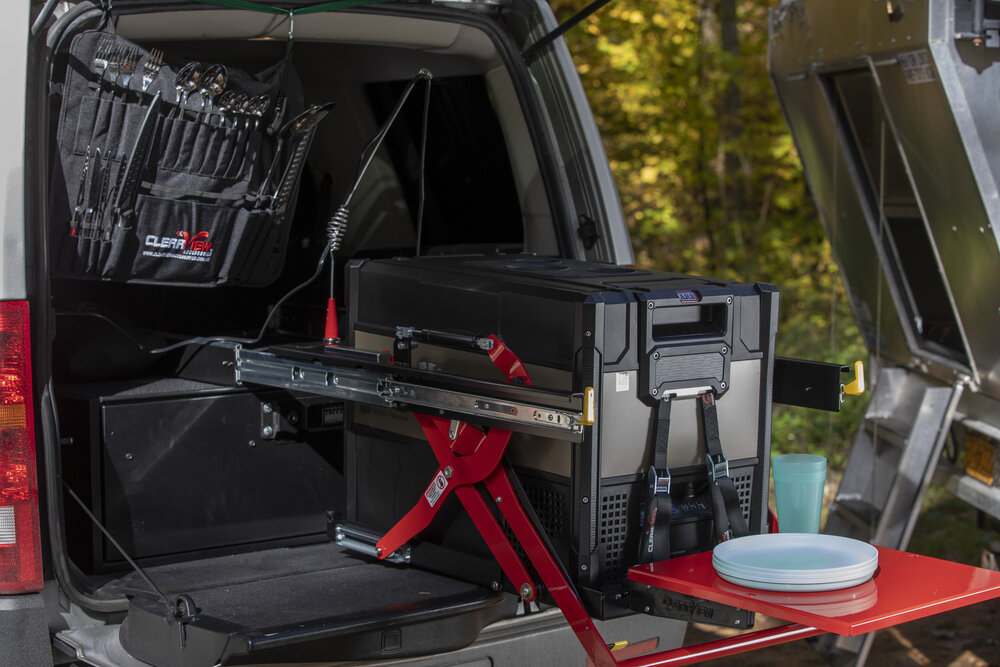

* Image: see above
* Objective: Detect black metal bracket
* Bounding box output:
[772,357,851,412]
[955,0,1000,47]
[577,214,600,250]
[392,335,415,367]
[167,594,199,650]
[626,580,754,629]
[259,399,302,440]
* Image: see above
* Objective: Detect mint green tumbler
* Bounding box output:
[772,454,827,533]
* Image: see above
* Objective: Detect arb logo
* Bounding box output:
[677,291,700,303]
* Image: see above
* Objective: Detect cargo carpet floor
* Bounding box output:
[94,542,493,628]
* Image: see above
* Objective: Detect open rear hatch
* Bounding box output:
[36,2,570,664]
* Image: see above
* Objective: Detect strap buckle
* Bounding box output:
[648,465,671,496]
[706,452,729,481]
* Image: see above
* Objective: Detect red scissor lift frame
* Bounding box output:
[372,337,1000,666]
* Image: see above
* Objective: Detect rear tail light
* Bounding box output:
[0,301,43,593]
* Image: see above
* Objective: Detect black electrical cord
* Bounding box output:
[149,242,332,355]
[327,67,432,297]
[414,75,431,257]
[57,311,153,352]
[344,69,432,209]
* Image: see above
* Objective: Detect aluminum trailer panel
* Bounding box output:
[770,0,1000,513]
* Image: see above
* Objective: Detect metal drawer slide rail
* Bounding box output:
[233,343,588,438]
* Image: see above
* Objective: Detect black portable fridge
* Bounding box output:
[344,255,779,615]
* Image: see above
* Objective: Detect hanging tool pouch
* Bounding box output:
[50,30,309,287]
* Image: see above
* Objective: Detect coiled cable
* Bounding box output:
[327,204,349,253]
[326,68,432,264]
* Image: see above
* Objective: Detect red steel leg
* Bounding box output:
[376,416,509,558]
[376,414,537,597]
[453,484,536,600]
[483,465,619,667]
[372,409,616,664]
[618,624,823,667]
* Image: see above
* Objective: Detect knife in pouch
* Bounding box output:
[103,154,128,241]
[80,148,103,239]
[70,147,93,236]
[111,92,162,231]
[267,102,335,222]
[92,149,115,240]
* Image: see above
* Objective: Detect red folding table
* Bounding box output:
[624,548,1000,666]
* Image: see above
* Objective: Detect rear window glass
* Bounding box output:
[348,75,524,257]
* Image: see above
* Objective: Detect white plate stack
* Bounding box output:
[712,533,879,592]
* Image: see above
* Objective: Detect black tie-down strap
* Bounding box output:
[701,393,749,543]
[638,398,672,564]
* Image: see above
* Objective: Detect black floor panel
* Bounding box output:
[100,542,513,667]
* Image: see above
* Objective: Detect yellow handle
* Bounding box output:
[607,640,629,652]
[843,361,865,396]
[580,386,596,426]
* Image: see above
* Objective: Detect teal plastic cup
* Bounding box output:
[772,454,827,533]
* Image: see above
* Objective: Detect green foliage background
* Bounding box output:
[554,0,868,469]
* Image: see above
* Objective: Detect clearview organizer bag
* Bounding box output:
[51,30,315,287]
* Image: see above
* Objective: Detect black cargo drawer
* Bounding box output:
[58,379,345,571]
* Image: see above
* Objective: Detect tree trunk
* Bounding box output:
[714,0,743,279]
